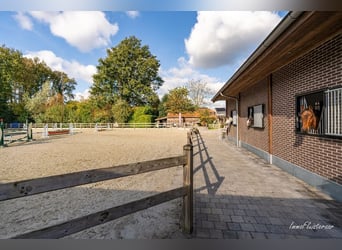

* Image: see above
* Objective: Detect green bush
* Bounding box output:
[129,106,154,126]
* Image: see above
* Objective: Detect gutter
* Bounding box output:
[212,11,304,102]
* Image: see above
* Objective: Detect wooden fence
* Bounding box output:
[0,130,195,238]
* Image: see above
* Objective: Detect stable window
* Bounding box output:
[247,104,265,128]
[231,110,237,126]
[296,87,342,137]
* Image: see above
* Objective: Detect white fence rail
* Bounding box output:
[31,122,193,129]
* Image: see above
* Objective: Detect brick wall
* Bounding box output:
[239,79,269,152]
[272,34,342,185]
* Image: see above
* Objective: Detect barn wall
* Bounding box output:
[272,34,342,185]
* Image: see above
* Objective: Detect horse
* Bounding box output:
[300,106,318,132]
[225,117,233,135]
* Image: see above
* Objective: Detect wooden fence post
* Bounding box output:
[183,144,193,234]
[187,131,191,144]
[0,119,4,146]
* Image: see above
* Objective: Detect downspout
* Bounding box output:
[220,92,239,147]
[268,75,273,164]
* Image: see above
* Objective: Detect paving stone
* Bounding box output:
[253,224,269,233]
[266,225,285,234]
[227,222,242,231]
[233,209,246,216]
[196,229,210,239]
[230,215,244,223]
[237,204,249,210]
[268,210,284,218]
[245,209,259,217]
[209,229,224,239]
[196,201,207,208]
[200,208,211,214]
[211,208,224,215]
[223,209,235,215]
[254,216,271,225]
[223,231,238,239]
[214,221,228,230]
[236,231,253,239]
[219,214,232,223]
[243,216,257,224]
[247,204,259,210]
[202,220,214,229]
[197,211,208,218]
[207,203,217,208]
[219,198,229,204]
[269,217,284,225]
[207,214,221,222]
[250,232,267,239]
[215,203,226,209]
[256,209,270,217]
[240,223,256,232]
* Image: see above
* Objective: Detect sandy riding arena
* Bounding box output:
[0,128,188,239]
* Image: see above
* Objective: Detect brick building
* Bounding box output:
[212,12,342,201]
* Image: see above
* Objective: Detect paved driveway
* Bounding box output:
[191,128,342,239]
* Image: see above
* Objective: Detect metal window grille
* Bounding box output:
[325,88,342,136]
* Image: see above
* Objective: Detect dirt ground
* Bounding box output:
[0,128,189,239]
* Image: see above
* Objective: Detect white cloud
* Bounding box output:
[185,11,282,68]
[13,12,33,30]
[24,50,96,84]
[74,89,91,101]
[26,11,119,52]
[158,57,224,105]
[126,11,139,19]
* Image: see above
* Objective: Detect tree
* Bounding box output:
[199,108,216,126]
[0,45,23,121]
[111,99,132,123]
[164,87,195,113]
[24,81,51,122]
[0,45,77,122]
[158,94,169,117]
[186,79,214,108]
[90,36,163,106]
[50,71,76,101]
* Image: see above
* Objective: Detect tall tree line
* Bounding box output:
[0,45,76,123]
[1,36,214,124]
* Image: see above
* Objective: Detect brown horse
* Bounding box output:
[300,106,318,132]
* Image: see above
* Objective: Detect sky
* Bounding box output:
[0,11,287,107]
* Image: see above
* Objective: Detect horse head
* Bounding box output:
[300,106,318,132]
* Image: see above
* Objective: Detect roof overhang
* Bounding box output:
[212,11,342,102]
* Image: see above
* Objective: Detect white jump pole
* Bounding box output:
[69,123,74,135]
[42,124,49,138]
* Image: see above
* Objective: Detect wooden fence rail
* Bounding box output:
[0,132,195,238]
[12,187,188,239]
[0,156,187,201]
